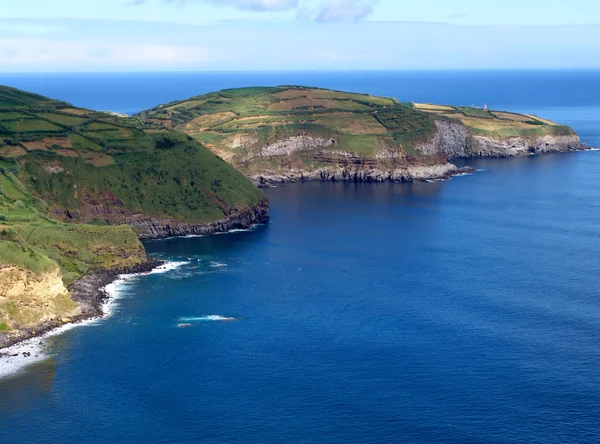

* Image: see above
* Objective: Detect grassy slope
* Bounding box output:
[141,86,576,173]
[141,86,437,170]
[0,85,267,329]
[414,103,574,139]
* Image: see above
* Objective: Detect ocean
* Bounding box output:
[1,71,599,443]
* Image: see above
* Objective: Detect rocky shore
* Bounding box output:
[253,163,475,187]
[0,260,163,352]
[132,200,270,240]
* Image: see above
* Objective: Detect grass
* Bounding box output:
[0,240,58,274]
[2,119,63,132]
[0,83,267,294]
[69,133,103,151]
[457,107,495,119]
[143,86,450,170]
[38,113,86,126]
[0,112,33,121]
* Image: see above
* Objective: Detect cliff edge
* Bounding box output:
[140,86,586,185]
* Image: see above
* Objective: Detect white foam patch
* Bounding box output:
[588,148,600,151]
[0,261,187,379]
[210,261,228,268]
[0,319,98,379]
[178,315,237,322]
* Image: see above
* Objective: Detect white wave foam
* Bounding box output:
[588,148,600,151]
[178,315,237,322]
[0,318,98,379]
[210,261,228,268]
[0,261,186,379]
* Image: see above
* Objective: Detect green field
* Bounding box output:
[141,86,439,171]
[0,85,268,330]
[141,86,571,176]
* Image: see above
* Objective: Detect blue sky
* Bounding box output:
[1,0,600,71]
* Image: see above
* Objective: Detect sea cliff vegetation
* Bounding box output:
[0,84,584,336]
[140,86,579,182]
[0,85,267,334]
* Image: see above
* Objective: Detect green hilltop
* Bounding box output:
[140,86,575,176]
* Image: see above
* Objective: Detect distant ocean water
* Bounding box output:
[1,71,600,443]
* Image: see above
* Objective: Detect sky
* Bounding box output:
[1,0,600,71]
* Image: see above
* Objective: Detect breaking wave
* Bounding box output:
[0,261,187,379]
[178,315,237,322]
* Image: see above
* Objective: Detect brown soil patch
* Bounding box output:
[22,137,73,151]
[82,152,116,167]
[0,146,27,158]
[460,117,539,131]
[165,99,206,111]
[267,98,370,112]
[21,141,48,151]
[62,108,90,116]
[272,89,394,106]
[144,129,170,134]
[525,114,557,125]
[56,149,79,158]
[147,118,173,129]
[414,103,455,111]
[185,112,236,132]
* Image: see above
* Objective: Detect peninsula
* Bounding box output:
[0,84,587,349]
[140,86,586,185]
[0,85,267,349]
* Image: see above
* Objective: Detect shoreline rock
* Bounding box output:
[0,260,163,351]
[133,200,270,240]
[253,164,475,187]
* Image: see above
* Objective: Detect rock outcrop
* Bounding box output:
[416,120,586,159]
[128,199,270,240]
[258,135,336,158]
[0,266,81,329]
[254,163,473,186]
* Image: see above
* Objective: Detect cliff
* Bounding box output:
[415,120,584,159]
[0,265,80,331]
[140,86,587,185]
[0,85,269,340]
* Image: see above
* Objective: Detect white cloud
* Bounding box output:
[133,0,299,11]
[134,0,378,22]
[0,22,64,35]
[0,38,209,70]
[296,0,379,22]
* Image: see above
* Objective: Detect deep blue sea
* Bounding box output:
[1,71,600,443]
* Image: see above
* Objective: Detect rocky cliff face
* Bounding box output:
[248,120,587,186]
[0,266,81,330]
[257,135,336,158]
[254,163,473,186]
[128,200,270,240]
[416,120,586,159]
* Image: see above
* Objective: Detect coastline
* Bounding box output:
[0,260,164,364]
[253,164,476,187]
[0,221,266,377]
[251,143,592,187]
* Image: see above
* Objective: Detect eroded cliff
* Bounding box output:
[0,265,80,330]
